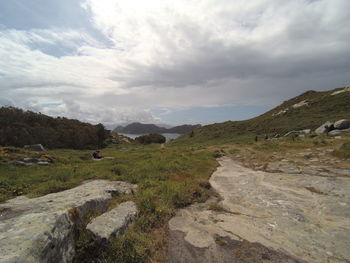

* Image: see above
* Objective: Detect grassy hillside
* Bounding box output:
[175,87,350,144]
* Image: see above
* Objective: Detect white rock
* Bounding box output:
[331,87,350,96]
[86,201,138,240]
[334,119,350,130]
[0,180,137,263]
[292,100,308,108]
[273,108,288,116]
[315,121,333,134]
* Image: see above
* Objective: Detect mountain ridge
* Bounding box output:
[114,122,201,134]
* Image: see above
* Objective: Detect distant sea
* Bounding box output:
[120,133,181,142]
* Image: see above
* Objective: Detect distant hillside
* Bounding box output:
[0,107,109,149]
[175,87,350,143]
[114,122,201,134]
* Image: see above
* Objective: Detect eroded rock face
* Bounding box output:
[167,157,350,263]
[87,201,138,241]
[0,180,137,263]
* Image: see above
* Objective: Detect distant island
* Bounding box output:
[113,122,201,134]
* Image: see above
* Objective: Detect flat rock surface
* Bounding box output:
[0,180,137,263]
[87,201,138,240]
[167,157,350,263]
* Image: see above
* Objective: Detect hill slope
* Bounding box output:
[175,87,350,143]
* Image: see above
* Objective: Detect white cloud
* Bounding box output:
[1,0,349,125]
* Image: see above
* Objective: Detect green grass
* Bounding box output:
[208,202,227,212]
[0,143,218,262]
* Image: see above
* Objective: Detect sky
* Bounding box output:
[0,0,349,127]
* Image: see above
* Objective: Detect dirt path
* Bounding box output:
[167,157,350,263]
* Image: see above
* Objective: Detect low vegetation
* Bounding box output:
[135,133,166,145]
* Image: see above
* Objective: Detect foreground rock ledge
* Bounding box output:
[167,157,350,263]
[0,180,137,263]
[87,201,138,240]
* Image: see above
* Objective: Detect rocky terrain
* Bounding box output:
[167,156,350,263]
[0,180,138,263]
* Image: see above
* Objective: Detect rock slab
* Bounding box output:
[0,180,137,263]
[87,201,138,240]
[167,157,350,263]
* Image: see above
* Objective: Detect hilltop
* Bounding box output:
[175,87,350,144]
[0,107,109,149]
[114,122,201,134]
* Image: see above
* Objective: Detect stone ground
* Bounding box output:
[167,156,350,263]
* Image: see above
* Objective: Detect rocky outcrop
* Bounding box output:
[167,157,350,263]
[314,119,350,135]
[273,108,288,116]
[0,180,137,263]
[334,119,350,130]
[315,121,333,134]
[87,201,138,241]
[284,129,311,137]
[331,87,350,96]
[292,100,308,108]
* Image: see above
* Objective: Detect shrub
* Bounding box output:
[212,150,223,158]
[135,134,166,145]
[208,202,227,212]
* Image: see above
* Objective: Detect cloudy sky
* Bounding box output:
[0,0,349,127]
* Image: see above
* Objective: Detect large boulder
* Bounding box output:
[86,201,138,241]
[0,180,137,263]
[24,144,46,152]
[334,119,350,130]
[315,121,333,134]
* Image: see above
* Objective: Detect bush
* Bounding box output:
[212,150,223,158]
[135,134,166,145]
